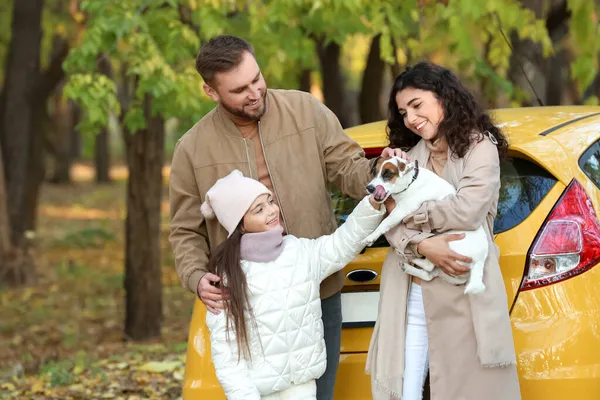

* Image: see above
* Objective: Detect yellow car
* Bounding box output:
[182,106,600,399]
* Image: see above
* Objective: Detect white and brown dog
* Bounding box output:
[364,156,487,295]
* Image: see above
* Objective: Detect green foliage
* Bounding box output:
[62,0,595,132]
[62,74,120,136]
[568,0,600,93]
[0,1,13,79]
[63,0,213,135]
[408,0,553,100]
[41,360,75,387]
[191,0,552,104]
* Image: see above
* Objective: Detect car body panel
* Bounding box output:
[511,266,600,400]
[182,107,600,399]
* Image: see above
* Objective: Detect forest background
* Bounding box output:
[0,0,598,398]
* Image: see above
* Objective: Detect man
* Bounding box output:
[169,35,372,399]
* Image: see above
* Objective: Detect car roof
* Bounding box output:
[344,106,600,184]
[345,106,600,150]
[492,106,600,147]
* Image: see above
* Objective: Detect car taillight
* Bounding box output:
[522,180,600,290]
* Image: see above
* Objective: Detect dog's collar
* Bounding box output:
[397,160,419,194]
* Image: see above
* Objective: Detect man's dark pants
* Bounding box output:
[316,291,342,400]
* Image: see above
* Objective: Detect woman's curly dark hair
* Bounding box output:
[387,62,508,158]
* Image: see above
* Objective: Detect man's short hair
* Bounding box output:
[195,35,255,85]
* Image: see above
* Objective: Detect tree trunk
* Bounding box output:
[359,34,385,124]
[24,98,47,232]
[298,69,312,93]
[70,101,82,160]
[95,55,112,183]
[389,37,407,80]
[48,90,74,184]
[315,38,352,128]
[545,48,566,105]
[0,144,11,261]
[27,33,69,227]
[0,0,44,286]
[545,0,571,106]
[95,129,110,183]
[507,0,571,106]
[123,95,164,341]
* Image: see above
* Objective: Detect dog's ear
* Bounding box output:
[370,156,382,177]
[397,161,406,173]
[403,159,417,175]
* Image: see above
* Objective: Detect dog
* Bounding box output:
[364,156,488,295]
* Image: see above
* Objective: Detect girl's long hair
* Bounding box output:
[387,62,508,158]
[207,224,253,361]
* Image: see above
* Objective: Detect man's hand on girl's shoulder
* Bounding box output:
[198,273,229,314]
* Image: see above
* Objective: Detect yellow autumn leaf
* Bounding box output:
[172,370,184,381]
[116,362,129,370]
[11,335,22,345]
[21,288,33,301]
[73,364,85,375]
[139,361,181,373]
[32,381,45,393]
[74,11,85,23]
[1,382,15,391]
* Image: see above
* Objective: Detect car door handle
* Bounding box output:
[346,269,378,283]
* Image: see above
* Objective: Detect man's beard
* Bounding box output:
[220,89,268,121]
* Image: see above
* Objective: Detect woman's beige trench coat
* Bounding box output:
[366,135,522,400]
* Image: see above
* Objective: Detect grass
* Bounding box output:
[0,165,193,399]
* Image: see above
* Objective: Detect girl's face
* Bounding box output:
[395,87,444,141]
[242,194,280,233]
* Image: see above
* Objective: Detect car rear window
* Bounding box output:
[330,157,557,242]
[579,139,600,190]
[494,158,557,234]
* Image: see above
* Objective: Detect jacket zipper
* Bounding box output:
[258,121,289,233]
[242,138,253,179]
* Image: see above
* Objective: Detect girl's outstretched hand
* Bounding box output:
[369,195,382,210]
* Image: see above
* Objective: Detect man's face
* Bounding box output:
[203,51,268,122]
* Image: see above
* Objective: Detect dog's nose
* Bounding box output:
[366,184,376,194]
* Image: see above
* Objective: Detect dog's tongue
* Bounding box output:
[374,185,386,200]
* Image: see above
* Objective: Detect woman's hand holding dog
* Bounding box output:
[417,234,472,276]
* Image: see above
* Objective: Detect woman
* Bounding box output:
[366,62,521,400]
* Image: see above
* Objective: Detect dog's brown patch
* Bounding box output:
[371,156,387,177]
[381,162,399,184]
[397,161,406,173]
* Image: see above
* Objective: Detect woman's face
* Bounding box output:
[242,194,280,233]
[395,87,444,141]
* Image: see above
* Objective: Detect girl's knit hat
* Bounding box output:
[200,170,271,237]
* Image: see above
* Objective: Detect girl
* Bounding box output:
[366,62,521,400]
[201,170,385,400]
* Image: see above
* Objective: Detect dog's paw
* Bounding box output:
[464,281,486,295]
[363,233,380,246]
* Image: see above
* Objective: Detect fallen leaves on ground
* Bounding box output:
[0,170,193,399]
[2,350,186,399]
